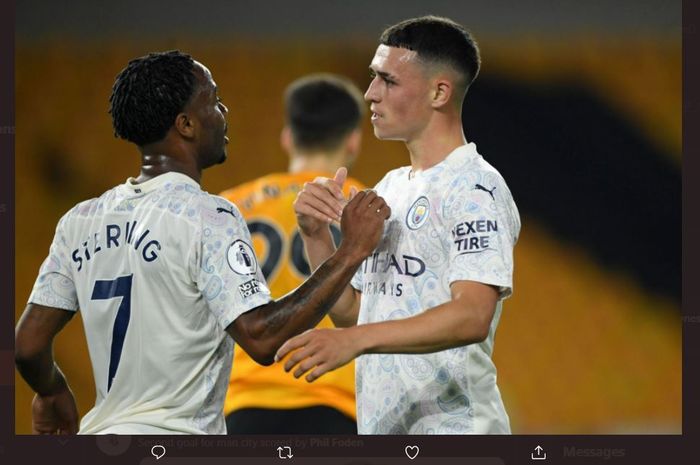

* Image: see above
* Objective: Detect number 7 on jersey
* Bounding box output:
[91,274,133,391]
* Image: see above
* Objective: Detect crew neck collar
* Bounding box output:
[123,172,200,194]
[408,143,478,180]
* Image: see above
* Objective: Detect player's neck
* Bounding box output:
[404,109,466,172]
[288,151,345,175]
[405,123,466,173]
[135,153,201,185]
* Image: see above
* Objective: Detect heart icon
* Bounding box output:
[405,445,419,460]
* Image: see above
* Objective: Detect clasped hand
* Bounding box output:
[275,327,361,382]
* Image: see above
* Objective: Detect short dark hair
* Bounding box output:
[109,50,197,146]
[380,15,480,89]
[285,74,366,152]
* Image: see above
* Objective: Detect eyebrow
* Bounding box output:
[369,67,397,81]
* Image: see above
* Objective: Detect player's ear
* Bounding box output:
[430,78,452,109]
[280,126,293,153]
[174,112,196,139]
[344,128,362,166]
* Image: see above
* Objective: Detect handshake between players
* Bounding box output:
[273,168,375,382]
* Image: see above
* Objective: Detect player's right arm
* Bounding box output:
[15,304,79,434]
[292,167,362,328]
[16,210,80,434]
[226,189,387,365]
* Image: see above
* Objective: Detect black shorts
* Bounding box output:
[225,406,357,435]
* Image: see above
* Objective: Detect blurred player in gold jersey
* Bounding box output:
[220,74,366,434]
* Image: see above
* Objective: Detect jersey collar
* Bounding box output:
[410,143,480,180]
[122,172,200,196]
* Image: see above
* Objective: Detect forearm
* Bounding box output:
[233,246,364,364]
[278,281,498,382]
[15,349,69,396]
[15,304,74,396]
[302,228,336,272]
[352,300,491,355]
[303,230,360,327]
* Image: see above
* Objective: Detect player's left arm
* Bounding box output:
[276,280,498,382]
[15,304,79,434]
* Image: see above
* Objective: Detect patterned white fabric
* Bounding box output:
[29,172,271,434]
[350,144,520,434]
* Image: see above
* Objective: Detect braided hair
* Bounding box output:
[109,50,197,146]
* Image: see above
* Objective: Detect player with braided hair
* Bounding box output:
[15,51,390,434]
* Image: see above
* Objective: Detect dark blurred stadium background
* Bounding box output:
[15,0,681,434]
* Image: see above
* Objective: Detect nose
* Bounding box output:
[219,101,229,114]
[364,77,380,102]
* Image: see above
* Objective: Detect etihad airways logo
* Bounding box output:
[359,252,426,277]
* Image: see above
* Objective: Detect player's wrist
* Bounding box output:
[333,243,366,268]
[36,369,70,397]
[299,224,332,242]
[301,228,337,259]
[345,325,370,356]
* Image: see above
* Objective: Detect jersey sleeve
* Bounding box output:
[443,174,517,300]
[192,196,272,330]
[27,211,79,311]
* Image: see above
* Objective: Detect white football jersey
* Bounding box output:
[350,144,520,434]
[28,172,272,434]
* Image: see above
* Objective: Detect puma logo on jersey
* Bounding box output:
[474,184,496,200]
[216,207,237,218]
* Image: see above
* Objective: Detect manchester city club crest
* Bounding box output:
[406,196,430,230]
[227,240,258,275]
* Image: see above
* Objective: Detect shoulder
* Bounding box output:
[196,192,243,223]
[443,147,510,194]
[219,176,265,202]
[441,150,518,214]
[373,166,410,192]
[219,173,289,211]
[57,186,120,229]
[189,193,259,248]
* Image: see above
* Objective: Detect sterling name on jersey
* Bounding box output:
[350,144,521,434]
[28,172,272,434]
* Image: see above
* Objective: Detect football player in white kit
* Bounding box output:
[14,51,390,434]
[278,16,521,434]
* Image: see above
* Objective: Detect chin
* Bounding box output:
[374,129,401,141]
[373,127,389,140]
[373,124,400,141]
[217,151,227,164]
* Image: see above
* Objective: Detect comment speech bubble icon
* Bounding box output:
[151,445,166,460]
